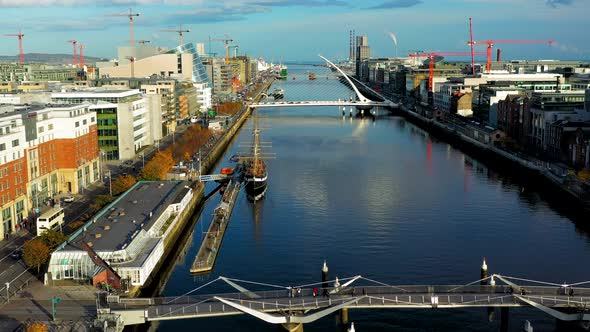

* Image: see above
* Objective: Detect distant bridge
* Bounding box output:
[96,274,590,331]
[250,100,394,108]
[251,55,399,111]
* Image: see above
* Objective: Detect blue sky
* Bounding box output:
[0,0,588,62]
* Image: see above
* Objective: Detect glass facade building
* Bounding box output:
[173,43,210,85]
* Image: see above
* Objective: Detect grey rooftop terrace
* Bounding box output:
[65,181,190,252]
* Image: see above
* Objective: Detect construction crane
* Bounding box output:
[67,40,78,66]
[126,56,136,78]
[468,39,554,72]
[407,51,486,91]
[4,30,25,64]
[108,8,140,46]
[160,25,190,46]
[210,34,234,63]
[79,44,84,68]
[469,17,475,76]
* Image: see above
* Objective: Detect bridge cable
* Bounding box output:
[563,280,590,287]
[447,275,493,292]
[223,277,288,289]
[294,276,360,289]
[359,276,410,292]
[164,276,222,304]
[499,275,562,287]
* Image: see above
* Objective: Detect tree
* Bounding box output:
[39,229,67,250]
[112,174,137,196]
[139,150,175,180]
[25,322,48,332]
[91,194,114,211]
[23,239,50,274]
[578,168,590,182]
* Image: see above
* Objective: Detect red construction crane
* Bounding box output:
[468,39,554,72]
[67,40,78,66]
[79,44,85,68]
[408,51,486,91]
[160,25,190,46]
[108,8,140,46]
[4,30,25,64]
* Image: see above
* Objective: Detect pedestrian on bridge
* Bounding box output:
[313,288,318,297]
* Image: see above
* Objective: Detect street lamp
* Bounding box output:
[140,152,145,168]
[106,171,112,197]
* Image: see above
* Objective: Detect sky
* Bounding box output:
[0,0,589,62]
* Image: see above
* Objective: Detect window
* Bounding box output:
[75,122,80,128]
[0,143,5,151]
[11,139,18,147]
[83,119,87,125]
[38,126,44,133]
[48,124,53,130]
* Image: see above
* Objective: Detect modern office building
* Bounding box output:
[98,43,211,114]
[51,90,158,161]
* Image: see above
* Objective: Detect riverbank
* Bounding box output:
[392,103,590,214]
[132,76,276,298]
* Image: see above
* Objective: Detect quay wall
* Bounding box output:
[135,76,276,297]
[392,104,590,213]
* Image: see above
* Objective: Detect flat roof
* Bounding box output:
[67,181,190,252]
[51,89,142,99]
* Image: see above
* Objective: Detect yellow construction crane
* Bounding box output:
[160,25,190,46]
[108,8,140,46]
[210,34,234,63]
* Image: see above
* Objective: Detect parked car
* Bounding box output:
[123,160,134,166]
[63,196,75,203]
[10,249,22,260]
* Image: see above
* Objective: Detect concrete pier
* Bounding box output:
[190,180,241,273]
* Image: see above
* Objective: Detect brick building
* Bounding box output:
[0,103,100,240]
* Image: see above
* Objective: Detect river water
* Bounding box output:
[153,65,590,332]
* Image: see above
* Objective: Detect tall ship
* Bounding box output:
[240,119,273,202]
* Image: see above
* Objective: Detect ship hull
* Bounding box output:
[244,174,267,201]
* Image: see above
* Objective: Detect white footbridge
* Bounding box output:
[250,55,398,110]
[96,273,590,331]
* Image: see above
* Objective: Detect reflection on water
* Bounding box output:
[155,65,589,332]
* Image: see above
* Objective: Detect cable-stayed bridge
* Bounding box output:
[249,55,398,111]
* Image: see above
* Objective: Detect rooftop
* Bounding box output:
[51,89,142,98]
[64,181,190,252]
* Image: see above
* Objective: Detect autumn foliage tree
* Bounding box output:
[23,239,50,274]
[39,229,67,250]
[216,101,243,116]
[170,125,212,163]
[139,150,174,180]
[25,322,48,332]
[112,174,137,196]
